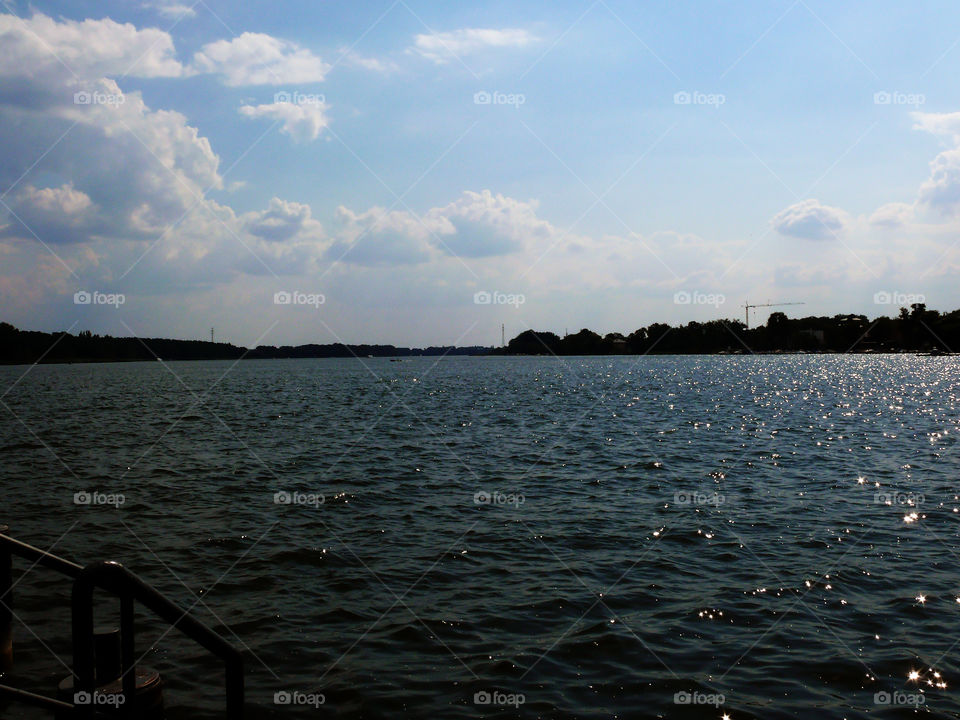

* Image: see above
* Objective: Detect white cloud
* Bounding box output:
[912,111,960,141]
[912,112,960,216]
[918,148,960,215]
[2,183,95,244]
[0,12,184,82]
[191,33,330,85]
[16,183,93,217]
[869,202,914,227]
[0,13,231,287]
[411,28,537,64]
[238,100,330,141]
[241,197,323,242]
[321,191,559,266]
[771,199,849,240]
[0,12,336,298]
[326,205,445,266]
[426,190,553,257]
[0,73,221,245]
[340,50,399,74]
[145,1,198,19]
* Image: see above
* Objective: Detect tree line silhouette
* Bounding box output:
[0,322,488,364]
[2,304,958,365]
[498,304,959,355]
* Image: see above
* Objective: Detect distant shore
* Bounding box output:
[0,322,491,365]
[2,304,957,365]
[494,304,957,356]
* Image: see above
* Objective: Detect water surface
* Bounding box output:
[2,355,959,718]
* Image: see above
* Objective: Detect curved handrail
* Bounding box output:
[0,528,244,719]
[0,529,83,578]
[72,560,244,718]
[0,527,83,677]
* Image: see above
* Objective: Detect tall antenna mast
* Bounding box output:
[211,327,214,343]
[501,323,505,347]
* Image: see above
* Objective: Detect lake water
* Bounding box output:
[2,355,960,718]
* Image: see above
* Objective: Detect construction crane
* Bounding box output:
[744,301,805,329]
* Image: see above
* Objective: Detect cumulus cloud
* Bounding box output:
[0,71,221,246]
[241,197,323,242]
[425,190,554,257]
[238,100,330,141]
[0,13,331,296]
[0,12,239,291]
[0,12,583,332]
[15,183,93,218]
[912,113,960,216]
[191,33,330,85]
[771,199,849,240]
[321,191,560,267]
[0,12,184,82]
[869,202,914,227]
[913,111,960,141]
[326,206,444,266]
[1,183,95,244]
[411,28,537,64]
[918,149,960,215]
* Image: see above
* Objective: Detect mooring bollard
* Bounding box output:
[0,524,12,674]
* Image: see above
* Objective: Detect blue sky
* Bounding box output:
[3,0,960,347]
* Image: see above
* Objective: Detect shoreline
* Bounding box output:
[2,349,955,368]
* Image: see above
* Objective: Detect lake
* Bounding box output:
[1,355,959,718]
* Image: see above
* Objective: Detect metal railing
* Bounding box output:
[0,526,244,718]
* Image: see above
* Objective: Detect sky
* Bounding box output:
[2,0,960,348]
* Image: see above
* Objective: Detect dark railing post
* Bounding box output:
[0,525,11,674]
[120,594,136,711]
[71,565,97,720]
[225,655,244,719]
